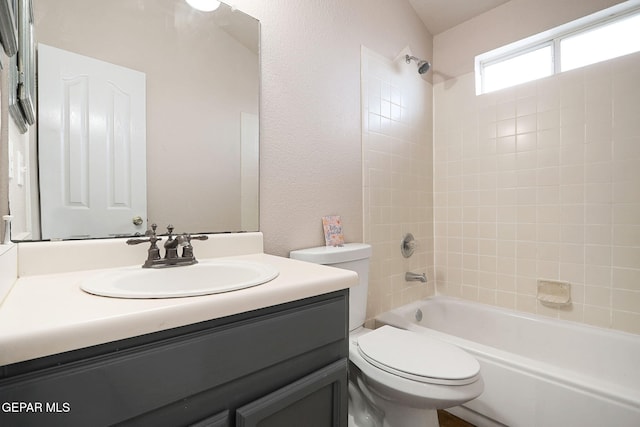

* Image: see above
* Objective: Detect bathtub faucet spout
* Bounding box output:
[405,272,427,283]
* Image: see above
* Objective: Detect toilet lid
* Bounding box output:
[357,326,480,385]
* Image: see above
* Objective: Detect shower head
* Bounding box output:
[405,54,431,74]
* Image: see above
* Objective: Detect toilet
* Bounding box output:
[290,243,483,427]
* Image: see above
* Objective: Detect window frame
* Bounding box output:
[478,41,555,95]
[475,1,640,95]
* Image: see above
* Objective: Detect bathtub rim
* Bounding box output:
[375,296,640,412]
[389,296,640,341]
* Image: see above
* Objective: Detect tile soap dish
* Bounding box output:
[537,280,571,307]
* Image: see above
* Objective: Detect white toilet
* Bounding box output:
[290,243,483,427]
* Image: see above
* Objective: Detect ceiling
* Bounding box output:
[408,0,511,35]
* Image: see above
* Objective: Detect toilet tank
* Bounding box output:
[290,243,372,332]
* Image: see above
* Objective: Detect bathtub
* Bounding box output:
[375,296,640,427]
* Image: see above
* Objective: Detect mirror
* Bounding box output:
[11,0,259,240]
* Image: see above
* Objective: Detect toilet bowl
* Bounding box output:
[290,244,483,427]
[348,326,483,426]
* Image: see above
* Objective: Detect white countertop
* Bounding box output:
[0,253,357,366]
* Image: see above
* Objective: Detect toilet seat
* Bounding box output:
[357,326,480,386]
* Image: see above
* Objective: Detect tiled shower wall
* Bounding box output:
[362,47,435,320]
[433,52,640,334]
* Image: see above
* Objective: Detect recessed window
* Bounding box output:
[482,45,553,94]
[476,3,640,95]
[560,12,640,72]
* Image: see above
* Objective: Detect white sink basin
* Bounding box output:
[80,259,279,298]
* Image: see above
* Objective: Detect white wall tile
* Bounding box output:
[362,47,434,320]
[434,53,640,332]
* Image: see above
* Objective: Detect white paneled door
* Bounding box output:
[38,44,146,240]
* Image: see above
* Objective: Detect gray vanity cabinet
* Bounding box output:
[236,359,346,427]
[0,290,349,427]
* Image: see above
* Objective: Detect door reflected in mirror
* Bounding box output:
[11,0,259,241]
[38,44,148,239]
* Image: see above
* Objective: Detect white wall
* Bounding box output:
[433,0,640,334]
[234,0,433,256]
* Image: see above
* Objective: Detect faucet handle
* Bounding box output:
[127,222,162,264]
[130,223,162,245]
[176,234,208,245]
[190,235,209,241]
[127,234,163,246]
[177,233,208,259]
[126,237,150,245]
[144,223,158,237]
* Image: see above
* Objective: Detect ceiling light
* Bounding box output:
[186,0,221,12]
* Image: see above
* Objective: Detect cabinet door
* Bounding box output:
[236,359,347,427]
[190,410,230,427]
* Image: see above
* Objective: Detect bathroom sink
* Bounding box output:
[80,259,279,298]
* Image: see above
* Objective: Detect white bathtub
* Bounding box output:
[375,296,640,427]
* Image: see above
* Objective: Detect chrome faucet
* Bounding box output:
[126,223,208,268]
[405,272,427,283]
